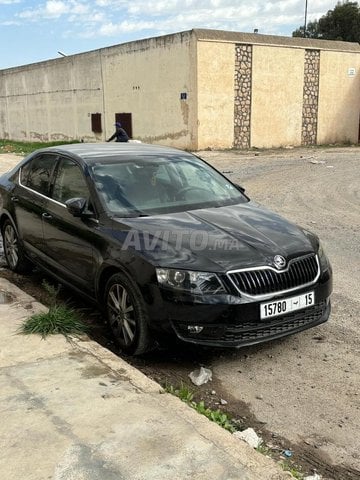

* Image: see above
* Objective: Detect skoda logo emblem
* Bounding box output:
[274,255,286,270]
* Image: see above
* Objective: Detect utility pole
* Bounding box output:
[304,0,308,37]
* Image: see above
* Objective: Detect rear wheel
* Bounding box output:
[2,220,32,273]
[105,272,153,355]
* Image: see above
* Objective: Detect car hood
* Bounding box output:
[111,202,317,272]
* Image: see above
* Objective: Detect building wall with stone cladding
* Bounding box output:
[232,37,360,150]
[302,50,320,145]
[234,45,252,148]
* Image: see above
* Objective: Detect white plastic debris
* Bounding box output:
[188,367,212,386]
[233,428,262,449]
[304,475,322,480]
[220,398,228,405]
[310,160,326,165]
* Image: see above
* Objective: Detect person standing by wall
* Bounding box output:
[107,122,129,142]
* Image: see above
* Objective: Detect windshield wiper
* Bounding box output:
[114,211,150,218]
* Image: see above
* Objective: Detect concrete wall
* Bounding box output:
[102,32,196,148]
[251,46,305,148]
[196,41,235,150]
[0,32,197,149]
[0,51,104,142]
[317,51,360,144]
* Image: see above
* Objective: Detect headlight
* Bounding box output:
[156,268,226,295]
[318,242,330,272]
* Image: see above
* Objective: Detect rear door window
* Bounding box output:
[21,154,57,196]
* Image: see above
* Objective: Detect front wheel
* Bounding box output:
[2,219,32,273]
[104,272,153,355]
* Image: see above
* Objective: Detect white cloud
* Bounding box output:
[98,19,155,36]
[13,0,340,38]
[46,0,68,15]
[1,19,21,25]
[71,3,89,14]
[18,0,92,19]
[95,0,115,5]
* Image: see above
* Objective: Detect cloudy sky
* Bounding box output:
[0,0,338,69]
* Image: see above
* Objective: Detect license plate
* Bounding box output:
[260,291,315,320]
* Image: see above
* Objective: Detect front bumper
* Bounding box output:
[148,271,332,348]
[172,298,330,347]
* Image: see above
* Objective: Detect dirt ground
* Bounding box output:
[0,146,359,479]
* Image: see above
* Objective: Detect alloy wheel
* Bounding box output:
[107,283,136,346]
[3,223,19,269]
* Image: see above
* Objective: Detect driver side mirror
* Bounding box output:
[65,197,93,218]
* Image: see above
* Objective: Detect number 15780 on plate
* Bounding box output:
[260,291,315,320]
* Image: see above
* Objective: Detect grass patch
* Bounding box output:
[0,139,80,156]
[164,383,236,433]
[20,305,89,338]
[19,280,88,338]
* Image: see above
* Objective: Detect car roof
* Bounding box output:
[40,142,195,165]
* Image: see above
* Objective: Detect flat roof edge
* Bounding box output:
[1,28,359,72]
[193,28,360,53]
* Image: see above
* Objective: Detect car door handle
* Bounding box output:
[11,195,19,203]
[42,212,52,219]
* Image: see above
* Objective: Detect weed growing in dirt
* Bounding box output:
[19,280,88,338]
[256,443,271,455]
[194,400,235,431]
[165,383,236,433]
[165,382,310,478]
[279,461,304,479]
[42,280,61,307]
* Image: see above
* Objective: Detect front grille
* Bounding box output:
[222,301,326,342]
[174,301,328,345]
[227,254,319,297]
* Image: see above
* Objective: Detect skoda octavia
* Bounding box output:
[0,143,332,354]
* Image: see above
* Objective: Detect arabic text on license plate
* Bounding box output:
[260,291,315,320]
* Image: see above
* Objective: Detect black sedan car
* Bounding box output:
[0,143,332,354]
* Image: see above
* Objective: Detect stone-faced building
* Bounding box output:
[0,29,359,150]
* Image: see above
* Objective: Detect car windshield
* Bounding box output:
[90,154,247,217]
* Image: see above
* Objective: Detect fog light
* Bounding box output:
[187,326,204,334]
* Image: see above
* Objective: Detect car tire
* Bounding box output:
[104,272,153,355]
[2,219,32,273]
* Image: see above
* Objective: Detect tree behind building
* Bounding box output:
[292,1,360,42]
